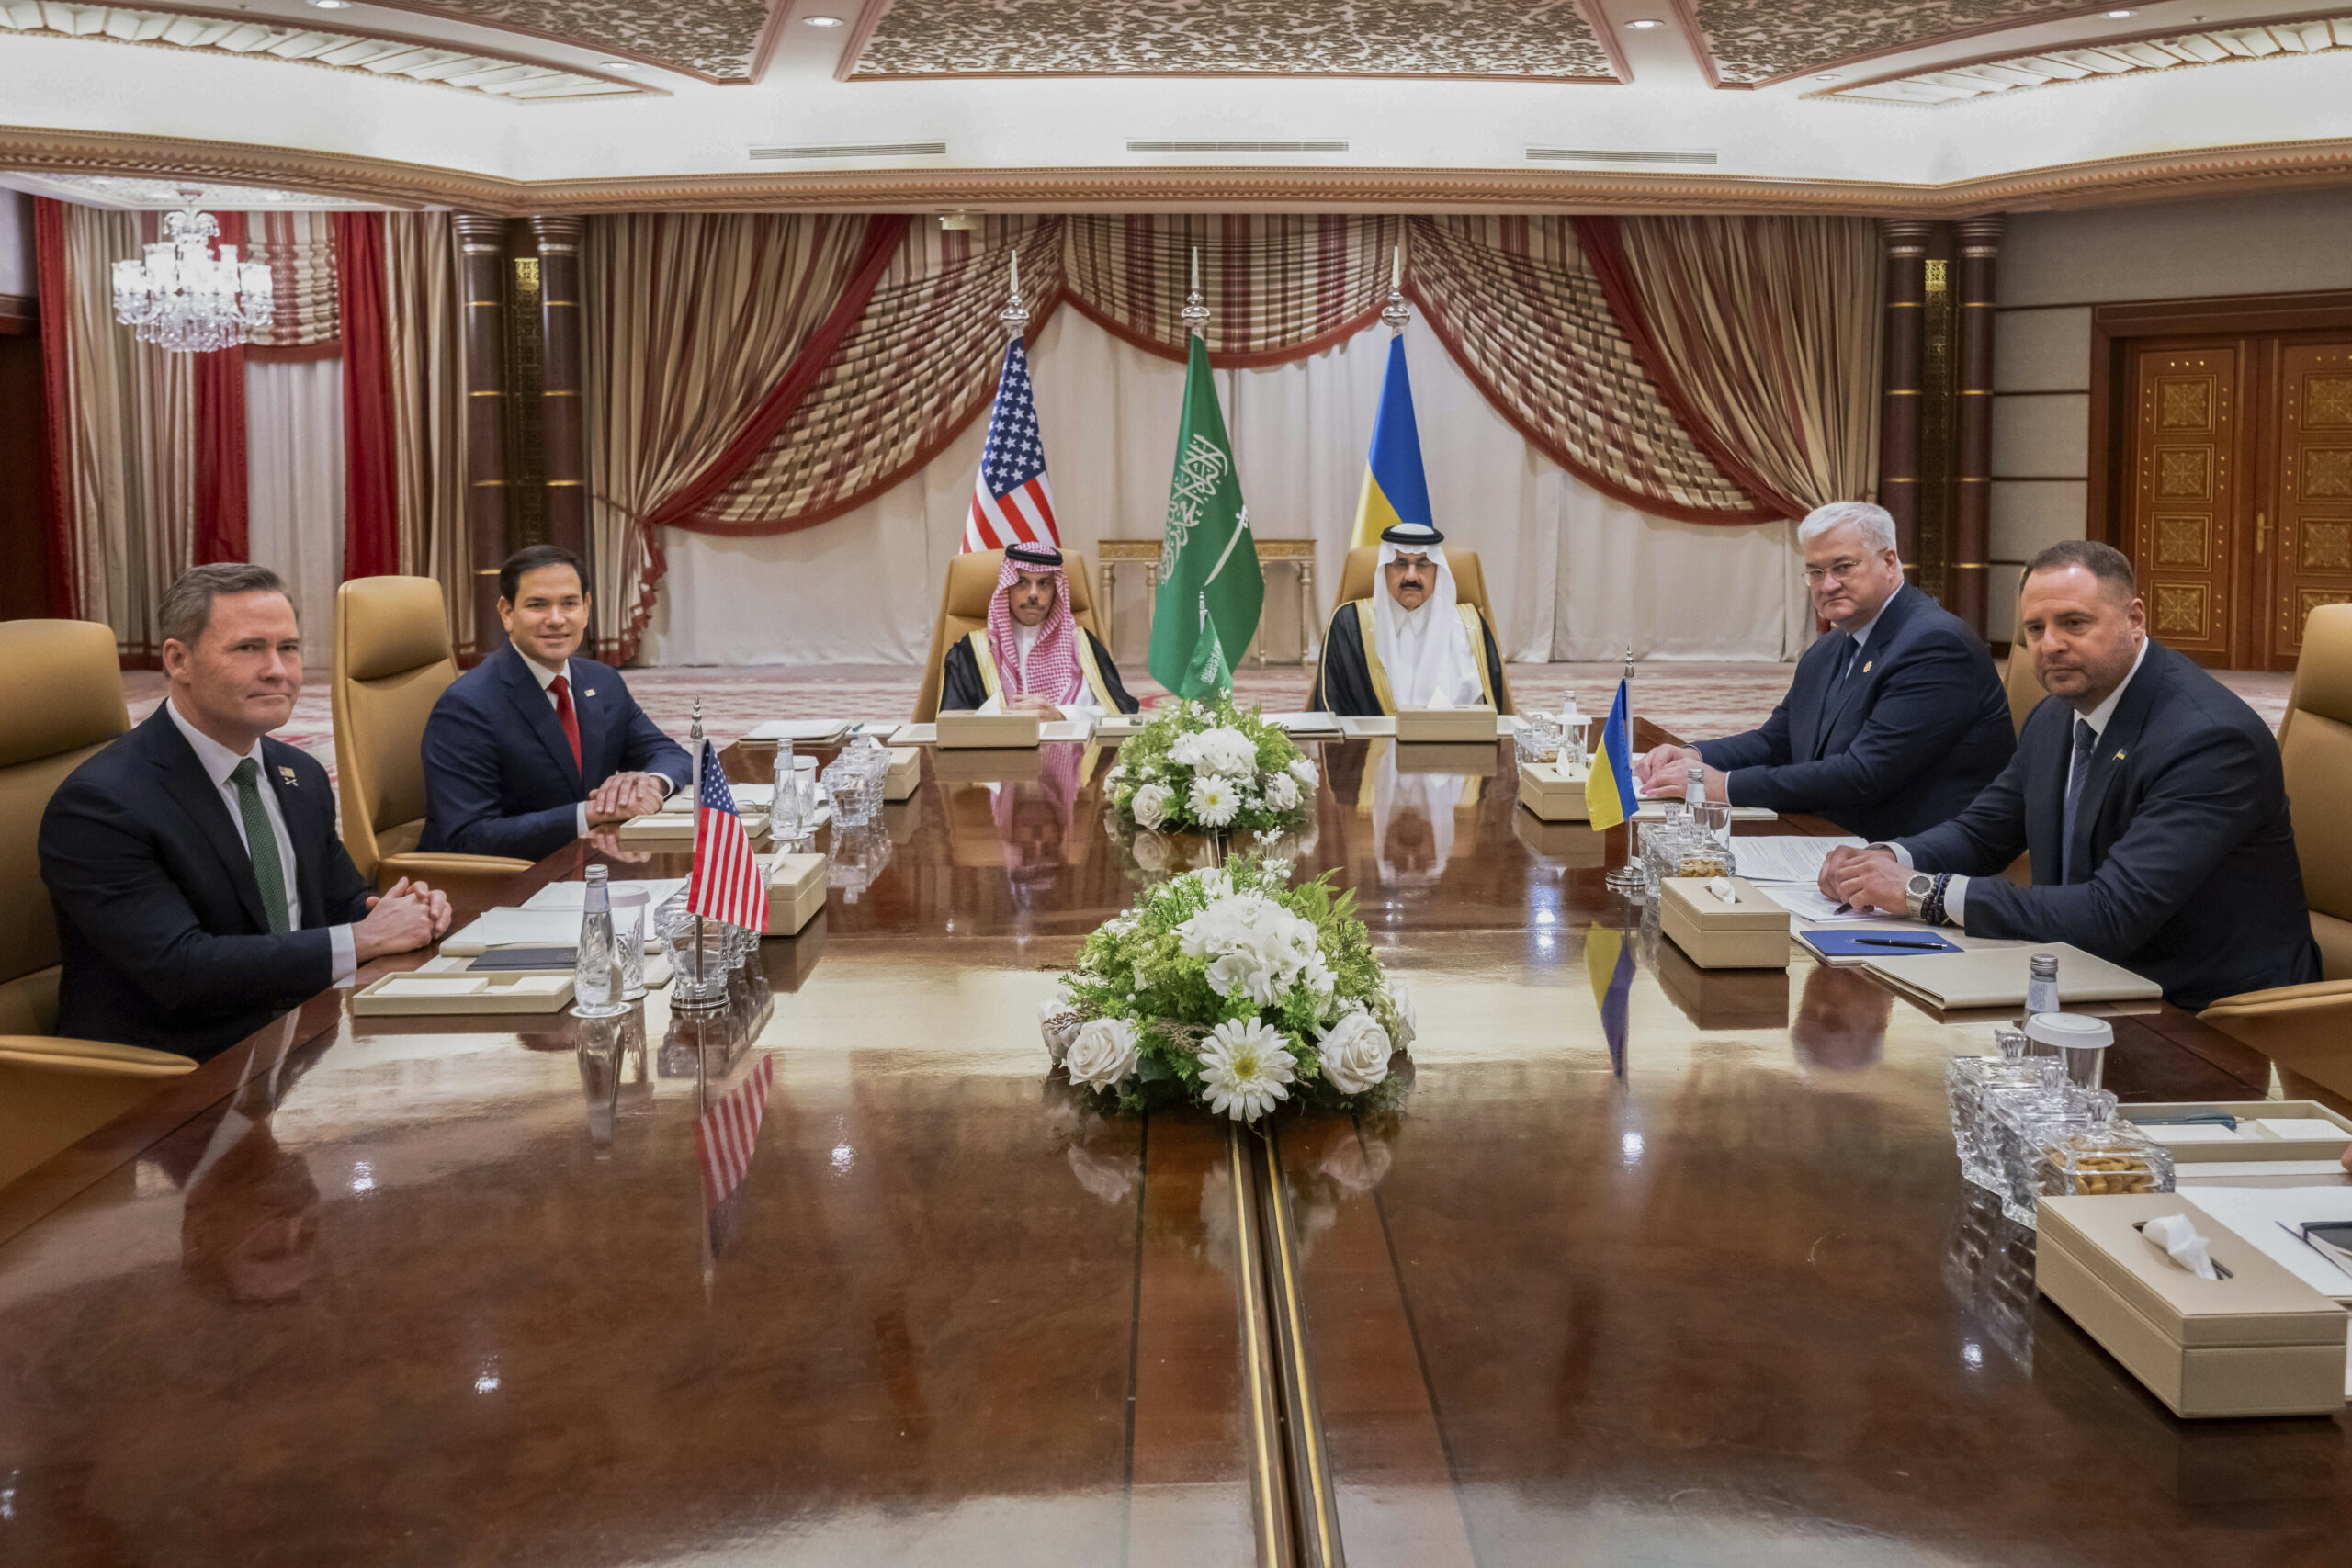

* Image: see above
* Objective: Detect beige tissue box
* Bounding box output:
[1658,876,1790,970]
[936,711,1041,749]
[1396,705,1496,743]
[763,852,828,937]
[882,746,921,802]
[2038,1194,2349,1418]
[1517,761,1589,822]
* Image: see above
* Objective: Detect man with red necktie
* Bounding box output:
[420,545,692,863]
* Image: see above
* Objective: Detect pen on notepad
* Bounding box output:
[1849,936,1948,950]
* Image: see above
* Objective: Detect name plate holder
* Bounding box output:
[1396,705,1497,743]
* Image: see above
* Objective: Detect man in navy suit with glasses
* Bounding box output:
[1636,500,2015,841]
[419,545,691,864]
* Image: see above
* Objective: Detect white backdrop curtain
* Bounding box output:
[640,309,1808,669]
[244,358,345,639]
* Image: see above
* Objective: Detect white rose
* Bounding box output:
[1262,773,1300,811]
[1288,757,1319,789]
[1131,781,1173,829]
[1317,1010,1394,1094]
[1065,1017,1142,1089]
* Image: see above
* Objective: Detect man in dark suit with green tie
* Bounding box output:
[40,564,452,1061]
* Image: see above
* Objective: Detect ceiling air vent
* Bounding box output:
[1126,140,1349,155]
[748,141,947,161]
[1526,146,1718,165]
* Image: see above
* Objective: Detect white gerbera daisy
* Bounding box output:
[1198,1019,1296,1122]
[1189,775,1239,827]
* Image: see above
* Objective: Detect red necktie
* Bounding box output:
[548,672,583,774]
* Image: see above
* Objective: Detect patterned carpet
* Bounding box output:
[122,659,2293,783]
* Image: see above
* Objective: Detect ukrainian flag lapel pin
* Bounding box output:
[2114,749,2126,761]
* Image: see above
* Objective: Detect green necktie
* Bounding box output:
[230,758,291,934]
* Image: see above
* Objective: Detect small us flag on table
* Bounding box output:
[963,334,1060,553]
[686,738,766,931]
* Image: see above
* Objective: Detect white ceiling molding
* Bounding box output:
[0,3,660,99]
[1826,15,2352,103]
[0,170,404,209]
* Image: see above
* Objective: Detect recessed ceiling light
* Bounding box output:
[599,60,635,69]
[2104,7,2136,16]
[802,13,846,25]
[1815,73,1839,81]
[1625,17,1665,28]
[307,0,352,8]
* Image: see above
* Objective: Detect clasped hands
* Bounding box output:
[584,770,673,827]
[1630,743,1728,802]
[1002,694,1067,719]
[1816,844,1914,916]
[355,876,453,963]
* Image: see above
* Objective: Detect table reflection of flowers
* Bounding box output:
[1042,855,1415,1123]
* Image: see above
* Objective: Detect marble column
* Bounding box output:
[452,213,511,654]
[1952,215,2004,639]
[529,216,589,584]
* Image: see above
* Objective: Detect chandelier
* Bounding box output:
[112,193,275,354]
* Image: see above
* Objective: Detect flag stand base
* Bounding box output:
[1604,863,1645,895]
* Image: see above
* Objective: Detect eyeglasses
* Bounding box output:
[1803,557,1878,586]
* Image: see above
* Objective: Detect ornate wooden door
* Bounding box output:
[2127,343,2244,665]
[2272,342,2352,666]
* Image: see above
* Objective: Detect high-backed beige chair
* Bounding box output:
[2001,635,2046,737]
[913,549,1106,723]
[332,577,533,888]
[0,619,198,1188]
[1331,545,1516,714]
[2198,603,2352,1093]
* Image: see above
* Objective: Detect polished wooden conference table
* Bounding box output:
[0,722,2344,1566]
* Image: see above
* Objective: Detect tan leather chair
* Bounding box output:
[1332,545,1515,714]
[332,576,532,888]
[913,549,1106,723]
[2001,635,2046,737]
[0,619,198,1186]
[2199,603,2352,1092]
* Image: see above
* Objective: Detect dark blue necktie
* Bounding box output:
[2060,717,2098,884]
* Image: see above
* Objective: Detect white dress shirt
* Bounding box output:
[165,698,356,982]
[521,652,675,835]
[1894,635,2148,924]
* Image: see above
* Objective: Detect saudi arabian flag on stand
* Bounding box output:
[1148,335,1263,699]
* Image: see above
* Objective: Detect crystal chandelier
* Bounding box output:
[112,192,275,354]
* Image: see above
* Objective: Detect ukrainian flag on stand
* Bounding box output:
[1351,336,1435,548]
[1585,679,1637,830]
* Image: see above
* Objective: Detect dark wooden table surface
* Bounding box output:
[0,721,2341,1566]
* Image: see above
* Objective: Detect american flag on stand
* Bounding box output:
[686,738,767,931]
[695,1053,776,1263]
[963,335,1060,553]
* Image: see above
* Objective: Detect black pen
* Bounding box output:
[1849,936,1948,950]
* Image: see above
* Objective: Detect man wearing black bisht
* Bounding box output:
[1310,524,1507,716]
[940,542,1140,716]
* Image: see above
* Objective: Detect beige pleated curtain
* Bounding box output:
[382,211,472,653]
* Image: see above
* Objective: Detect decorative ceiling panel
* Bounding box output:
[0,4,653,96]
[0,172,401,209]
[851,0,1618,80]
[1692,0,2088,85]
[379,0,772,80]
[1829,17,2352,102]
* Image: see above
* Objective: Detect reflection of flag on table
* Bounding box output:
[696,1053,777,1259]
[687,739,766,930]
[1586,928,1634,1077]
[964,335,1060,553]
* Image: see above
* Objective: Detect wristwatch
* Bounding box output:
[1903,873,1936,923]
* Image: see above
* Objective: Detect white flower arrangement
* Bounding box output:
[1104,694,1316,839]
[1043,856,1414,1122]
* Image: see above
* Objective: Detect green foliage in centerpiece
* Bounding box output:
[1104,694,1317,837]
[1044,856,1415,1123]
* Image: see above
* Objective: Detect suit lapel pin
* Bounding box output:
[2114,750,2126,761]
[584,688,597,698]
[277,765,299,787]
[1862,660,1873,674]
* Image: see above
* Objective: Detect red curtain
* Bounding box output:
[335,212,400,579]
[33,197,76,618]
